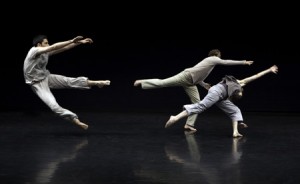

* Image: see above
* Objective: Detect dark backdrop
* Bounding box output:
[2,30,299,114]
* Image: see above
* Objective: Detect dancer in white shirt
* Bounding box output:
[23,35,110,130]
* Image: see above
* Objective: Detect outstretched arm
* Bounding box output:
[35,36,83,56]
[216,58,254,66]
[49,38,93,55]
[237,65,278,87]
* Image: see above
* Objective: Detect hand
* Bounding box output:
[200,82,211,90]
[204,83,211,90]
[245,60,254,65]
[270,65,278,74]
[78,38,93,44]
[72,36,84,43]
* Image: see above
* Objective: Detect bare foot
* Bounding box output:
[239,123,248,128]
[96,80,110,88]
[184,124,197,131]
[77,122,89,130]
[134,80,142,87]
[73,118,89,130]
[165,116,178,128]
[233,132,243,138]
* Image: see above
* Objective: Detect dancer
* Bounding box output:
[134,49,253,130]
[23,35,110,130]
[165,65,278,137]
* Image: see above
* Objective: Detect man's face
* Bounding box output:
[38,39,49,47]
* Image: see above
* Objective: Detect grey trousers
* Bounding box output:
[30,74,90,121]
[184,84,243,124]
[140,71,201,126]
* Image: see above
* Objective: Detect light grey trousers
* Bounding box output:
[30,74,90,121]
[140,71,201,126]
[184,84,243,124]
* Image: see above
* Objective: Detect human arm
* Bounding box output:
[215,57,254,66]
[34,36,84,56]
[199,81,211,90]
[49,38,93,55]
[237,65,278,87]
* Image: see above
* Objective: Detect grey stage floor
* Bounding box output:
[0,111,299,184]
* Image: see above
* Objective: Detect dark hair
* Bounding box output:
[208,49,221,57]
[229,89,243,102]
[32,35,47,46]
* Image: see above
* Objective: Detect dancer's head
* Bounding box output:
[230,89,243,102]
[32,35,48,47]
[208,49,221,58]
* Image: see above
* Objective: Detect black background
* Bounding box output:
[2,16,299,114]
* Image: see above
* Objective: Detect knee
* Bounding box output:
[234,107,241,114]
[232,107,243,120]
[231,106,241,115]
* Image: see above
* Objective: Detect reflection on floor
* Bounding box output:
[0,111,299,183]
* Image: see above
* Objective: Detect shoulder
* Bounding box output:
[237,79,246,87]
[202,56,220,62]
[207,56,220,59]
[208,56,221,61]
[28,46,47,58]
[27,47,38,57]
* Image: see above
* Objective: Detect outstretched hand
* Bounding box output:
[72,36,84,43]
[270,65,278,74]
[78,38,93,44]
[245,61,254,65]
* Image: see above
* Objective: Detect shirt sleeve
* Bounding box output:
[214,57,246,65]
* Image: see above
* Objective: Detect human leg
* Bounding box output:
[31,77,88,130]
[183,85,222,115]
[165,85,221,129]
[183,85,200,131]
[232,121,242,138]
[48,74,110,89]
[216,100,245,137]
[134,71,192,89]
[87,80,110,88]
